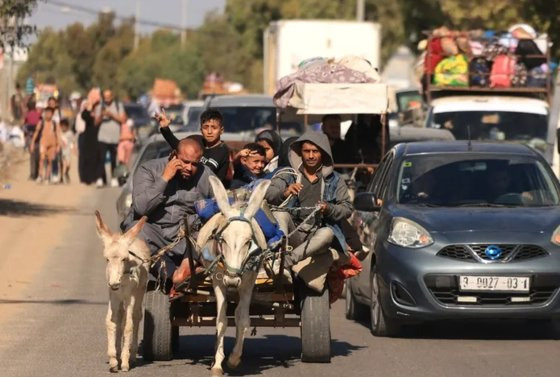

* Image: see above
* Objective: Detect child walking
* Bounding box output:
[31,107,62,183]
[59,118,74,184]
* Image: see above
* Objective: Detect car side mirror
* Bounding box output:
[354,192,381,212]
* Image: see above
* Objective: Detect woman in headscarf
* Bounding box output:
[255,129,282,173]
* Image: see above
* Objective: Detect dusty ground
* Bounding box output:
[0,148,95,321]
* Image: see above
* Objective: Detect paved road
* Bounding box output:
[1,188,559,377]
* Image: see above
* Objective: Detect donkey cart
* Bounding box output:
[142,79,389,369]
[142,254,332,364]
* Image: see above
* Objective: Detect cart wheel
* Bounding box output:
[299,281,331,363]
[143,289,174,361]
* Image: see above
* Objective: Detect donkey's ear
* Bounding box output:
[209,175,234,218]
[123,216,147,244]
[245,180,271,219]
[95,210,112,241]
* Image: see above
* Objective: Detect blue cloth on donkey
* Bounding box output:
[195,193,285,249]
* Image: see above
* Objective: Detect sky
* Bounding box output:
[29,0,226,34]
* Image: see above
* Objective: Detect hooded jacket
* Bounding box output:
[256,129,282,173]
[266,131,353,251]
[255,129,282,156]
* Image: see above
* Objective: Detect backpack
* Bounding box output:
[424,37,444,74]
[511,62,528,87]
[527,65,548,88]
[469,58,490,87]
[490,55,516,88]
[433,54,469,87]
[515,39,546,70]
[35,119,58,143]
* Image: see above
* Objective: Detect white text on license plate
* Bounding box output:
[459,276,530,292]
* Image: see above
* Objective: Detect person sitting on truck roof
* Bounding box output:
[159,108,231,185]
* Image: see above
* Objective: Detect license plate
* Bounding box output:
[459,276,530,292]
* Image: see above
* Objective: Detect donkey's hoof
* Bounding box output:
[109,366,119,373]
[210,368,224,377]
[226,356,241,369]
[121,364,130,372]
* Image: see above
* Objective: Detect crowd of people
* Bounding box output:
[13,86,133,187]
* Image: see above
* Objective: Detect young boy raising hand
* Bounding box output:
[157,108,230,184]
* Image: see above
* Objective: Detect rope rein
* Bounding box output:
[148,224,187,267]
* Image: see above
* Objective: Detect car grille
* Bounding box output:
[437,244,548,263]
[425,274,560,306]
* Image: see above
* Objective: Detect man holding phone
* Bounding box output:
[121,131,215,291]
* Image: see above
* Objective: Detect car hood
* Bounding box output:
[390,204,560,234]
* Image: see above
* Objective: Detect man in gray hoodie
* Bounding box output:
[266,131,353,273]
[122,138,214,289]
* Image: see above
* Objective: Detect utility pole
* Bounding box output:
[180,0,187,48]
[356,0,365,22]
[133,0,140,50]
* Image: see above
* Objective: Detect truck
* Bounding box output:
[263,20,381,95]
[421,27,560,173]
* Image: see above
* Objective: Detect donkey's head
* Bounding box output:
[95,211,147,291]
[208,176,270,288]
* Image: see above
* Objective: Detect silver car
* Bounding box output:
[346,141,560,336]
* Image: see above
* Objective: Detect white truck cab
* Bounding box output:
[425,95,559,175]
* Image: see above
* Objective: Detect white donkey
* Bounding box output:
[95,211,150,372]
[202,176,270,377]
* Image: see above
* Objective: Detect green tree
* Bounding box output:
[16,28,78,95]
[0,0,38,48]
[522,0,560,60]
[117,30,204,99]
[439,0,521,30]
[92,20,134,94]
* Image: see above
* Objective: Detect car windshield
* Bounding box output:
[213,106,276,132]
[125,105,149,120]
[397,155,560,207]
[430,111,548,153]
[187,106,202,125]
[135,141,172,172]
[397,91,423,112]
[164,105,184,124]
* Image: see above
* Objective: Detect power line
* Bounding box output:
[47,0,188,31]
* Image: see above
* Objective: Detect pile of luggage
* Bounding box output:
[423,24,551,89]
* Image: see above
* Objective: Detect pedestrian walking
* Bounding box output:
[94,89,125,187]
[79,90,101,185]
[24,99,41,180]
[117,118,134,167]
[59,118,74,184]
[31,107,62,183]
[10,83,25,126]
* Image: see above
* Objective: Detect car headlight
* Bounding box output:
[125,193,133,209]
[388,217,433,248]
[551,225,560,246]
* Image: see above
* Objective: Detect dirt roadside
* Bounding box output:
[0,148,95,321]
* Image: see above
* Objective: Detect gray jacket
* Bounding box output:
[266,130,352,223]
[123,157,214,244]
